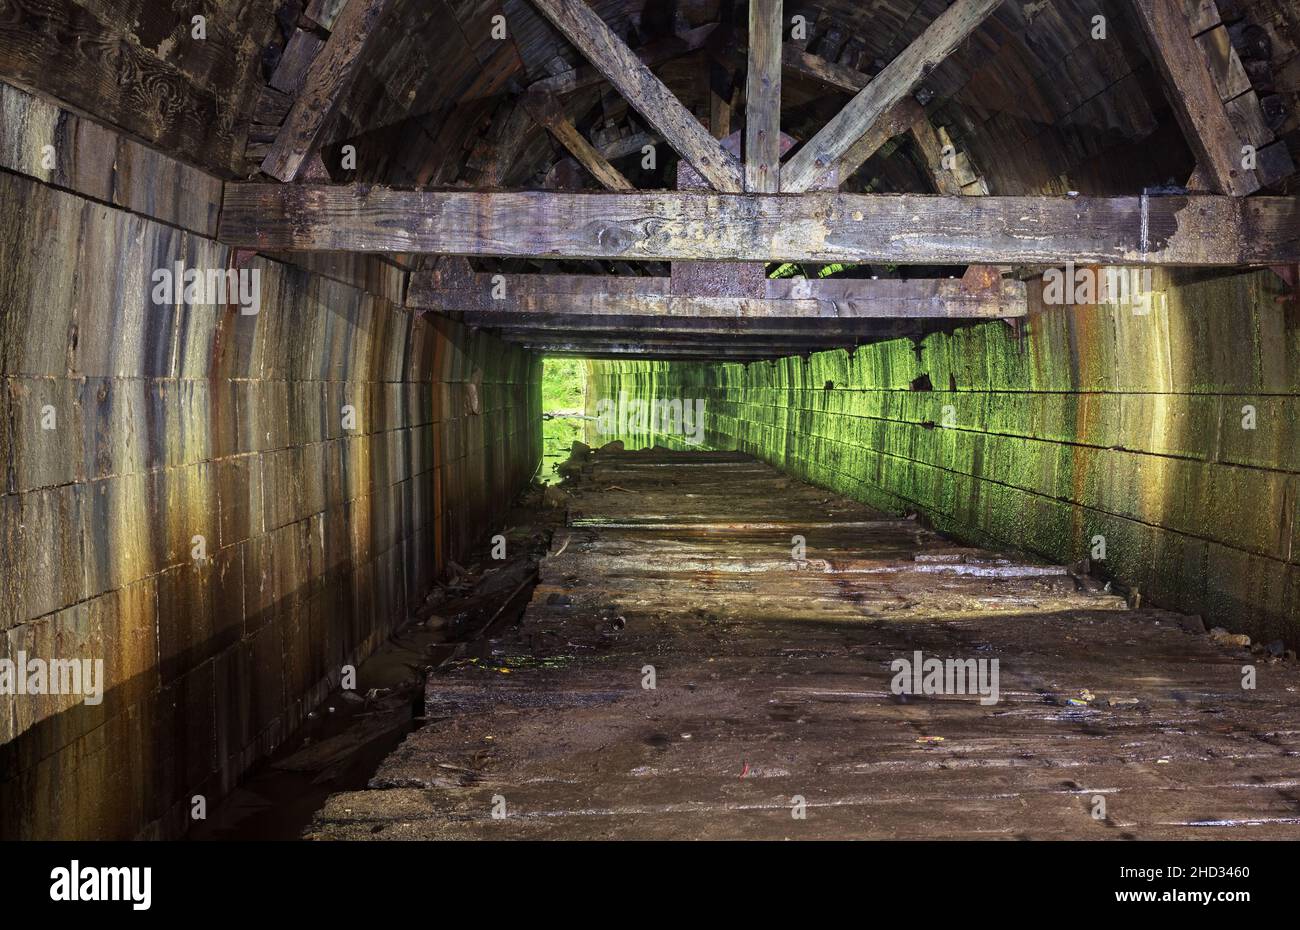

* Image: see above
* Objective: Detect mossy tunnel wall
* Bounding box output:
[590,268,1299,650]
[2,0,1298,843]
[0,84,542,839]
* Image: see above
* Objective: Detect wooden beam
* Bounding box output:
[600,130,659,161]
[909,116,965,195]
[518,342,798,358]
[781,45,869,94]
[781,46,927,182]
[261,0,394,182]
[0,0,243,173]
[829,97,926,189]
[781,0,1002,192]
[457,311,922,338]
[1131,0,1258,196]
[411,268,1024,317]
[527,0,743,192]
[524,93,634,190]
[527,23,717,97]
[745,0,783,192]
[220,184,1300,265]
[483,99,535,187]
[709,56,735,139]
[512,333,868,348]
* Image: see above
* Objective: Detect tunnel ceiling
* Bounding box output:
[289,0,1296,197]
[12,0,1295,197]
[7,0,1295,360]
[240,0,1297,360]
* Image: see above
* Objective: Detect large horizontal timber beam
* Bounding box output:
[508,333,873,349]
[408,268,1024,318]
[219,184,1300,266]
[519,344,801,360]
[456,311,925,339]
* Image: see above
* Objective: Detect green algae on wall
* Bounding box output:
[590,267,1300,648]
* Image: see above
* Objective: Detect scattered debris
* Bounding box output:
[1209,627,1252,648]
[543,485,569,508]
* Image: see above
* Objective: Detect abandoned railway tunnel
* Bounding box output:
[2,0,1300,843]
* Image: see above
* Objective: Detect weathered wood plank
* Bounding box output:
[1195,25,1251,102]
[744,0,783,193]
[1131,0,1258,196]
[305,0,351,30]
[268,29,326,95]
[709,57,734,140]
[219,183,1300,266]
[600,130,658,161]
[457,311,921,338]
[527,0,742,192]
[527,22,717,97]
[822,96,925,190]
[908,115,965,195]
[781,0,1003,192]
[409,267,1026,317]
[782,44,869,93]
[261,0,395,182]
[1184,0,1221,35]
[519,344,785,358]
[0,0,242,173]
[524,93,633,190]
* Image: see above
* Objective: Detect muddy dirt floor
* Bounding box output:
[307,448,1300,840]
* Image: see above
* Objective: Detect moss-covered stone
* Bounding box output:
[590,268,1300,646]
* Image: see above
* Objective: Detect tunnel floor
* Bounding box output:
[309,449,1300,840]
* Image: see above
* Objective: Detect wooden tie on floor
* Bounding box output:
[311,450,1300,839]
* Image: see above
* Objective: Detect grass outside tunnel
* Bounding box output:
[541,357,588,483]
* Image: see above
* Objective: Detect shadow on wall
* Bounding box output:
[0,168,541,839]
[588,267,1299,648]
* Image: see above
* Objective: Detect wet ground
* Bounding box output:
[308,448,1300,840]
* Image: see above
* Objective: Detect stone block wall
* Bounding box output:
[0,85,541,837]
[591,268,1298,648]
